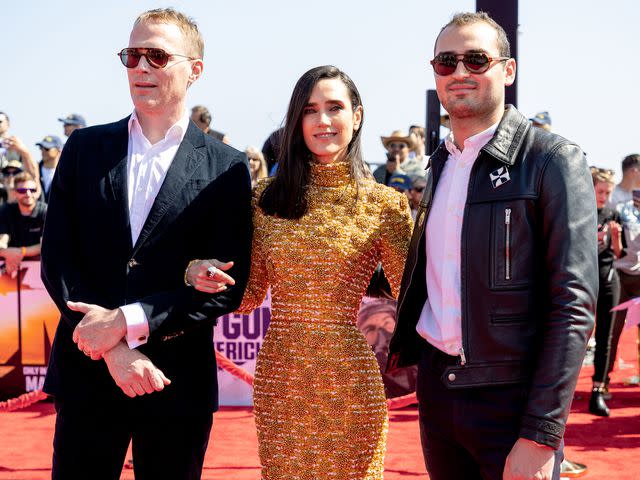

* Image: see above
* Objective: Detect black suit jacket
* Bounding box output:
[41,117,252,415]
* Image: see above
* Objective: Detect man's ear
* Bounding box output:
[504,58,516,87]
[187,59,204,88]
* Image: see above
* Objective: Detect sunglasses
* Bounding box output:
[430,52,510,76]
[15,187,37,194]
[412,186,425,193]
[389,143,408,149]
[117,48,198,69]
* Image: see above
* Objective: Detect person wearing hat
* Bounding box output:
[36,135,63,201]
[374,129,426,185]
[58,113,87,138]
[530,111,552,132]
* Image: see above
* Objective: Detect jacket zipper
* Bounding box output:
[505,208,512,280]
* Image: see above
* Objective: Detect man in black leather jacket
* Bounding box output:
[387,12,598,480]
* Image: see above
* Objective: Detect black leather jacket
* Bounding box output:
[387,106,598,449]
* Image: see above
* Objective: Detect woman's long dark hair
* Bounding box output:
[259,65,370,219]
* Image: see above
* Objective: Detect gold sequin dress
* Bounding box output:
[238,161,412,480]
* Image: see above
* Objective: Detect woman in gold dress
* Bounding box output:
[186,65,413,479]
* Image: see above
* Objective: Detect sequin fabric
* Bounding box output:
[238,161,413,480]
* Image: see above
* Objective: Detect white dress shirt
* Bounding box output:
[416,122,498,356]
[119,110,190,348]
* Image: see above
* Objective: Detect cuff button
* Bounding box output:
[138,336,147,342]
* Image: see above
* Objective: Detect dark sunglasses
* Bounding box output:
[389,143,408,149]
[117,48,198,69]
[15,187,37,194]
[430,52,510,76]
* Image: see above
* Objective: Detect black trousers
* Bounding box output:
[417,342,563,480]
[593,269,620,383]
[52,399,214,480]
[608,270,640,379]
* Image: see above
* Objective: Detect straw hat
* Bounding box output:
[380,130,416,150]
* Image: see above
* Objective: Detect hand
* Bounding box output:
[386,153,400,174]
[186,259,235,294]
[608,221,622,240]
[597,224,608,247]
[1,247,23,276]
[4,135,28,155]
[102,341,171,397]
[69,301,127,360]
[503,437,555,480]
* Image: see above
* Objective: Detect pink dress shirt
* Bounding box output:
[415,122,498,356]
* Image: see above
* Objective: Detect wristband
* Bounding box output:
[21,246,26,257]
[184,259,201,287]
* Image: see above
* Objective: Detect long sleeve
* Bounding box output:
[236,181,270,314]
[518,144,598,449]
[139,159,253,339]
[40,130,95,327]
[378,190,413,298]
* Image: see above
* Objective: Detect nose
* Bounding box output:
[451,59,470,79]
[318,111,331,125]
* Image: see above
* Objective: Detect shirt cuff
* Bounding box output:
[119,303,150,349]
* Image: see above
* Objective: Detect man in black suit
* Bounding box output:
[41,8,252,480]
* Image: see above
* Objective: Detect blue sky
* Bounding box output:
[3,0,638,176]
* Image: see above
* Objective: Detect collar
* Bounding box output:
[480,105,531,165]
[128,109,190,145]
[445,121,499,157]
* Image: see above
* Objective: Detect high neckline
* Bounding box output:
[309,161,353,187]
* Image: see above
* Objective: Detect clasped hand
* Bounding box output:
[68,301,171,397]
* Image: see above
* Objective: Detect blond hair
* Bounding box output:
[245,146,269,183]
[590,166,616,186]
[135,8,204,59]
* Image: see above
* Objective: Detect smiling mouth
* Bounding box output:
[134,82,156,89]
[314,132,337,139]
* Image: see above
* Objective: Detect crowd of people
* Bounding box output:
[0,6,639,480]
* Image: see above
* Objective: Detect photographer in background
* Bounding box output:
[1,112,39,204]
[607,154,640,388]
[0,172,46,276]
[373,129,425,185]
[589,167,623,416]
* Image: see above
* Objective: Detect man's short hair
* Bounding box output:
[134,8,204,59]
[621,154,640,173]
[192,105,211,126]
[12,172,35,187]
[436,11,511,58]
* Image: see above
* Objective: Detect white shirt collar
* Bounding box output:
[127,109,190,146]
[444,120,500,157]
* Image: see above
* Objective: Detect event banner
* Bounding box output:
[213,293,416,406]
[214,292,271,406]
[0,261,59,400]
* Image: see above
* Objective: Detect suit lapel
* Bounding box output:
[131,122,206,254]
[106,117,133,253]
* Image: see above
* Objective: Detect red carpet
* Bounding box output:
[1,327,638,479]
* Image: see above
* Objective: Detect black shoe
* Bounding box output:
[589,389,610,416]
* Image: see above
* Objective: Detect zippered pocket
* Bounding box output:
[505,208,511,280]
[490,202,533,290]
